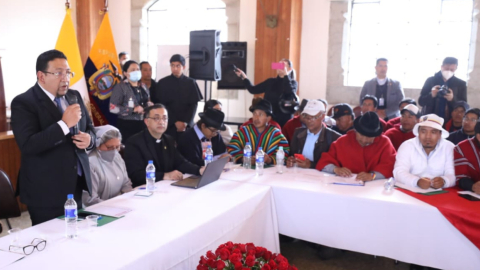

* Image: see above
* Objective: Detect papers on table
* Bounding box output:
[458,191,480,199]
[0,249,25,268]
[331,174,365,186]
[84,205,132,218]
[394,182,442,194]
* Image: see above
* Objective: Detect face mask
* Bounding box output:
[128,70,141,82]
[441,70,454,81]
[98,149,116,162]
[121,59,129,66]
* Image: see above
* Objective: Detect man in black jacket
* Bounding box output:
[124,104,204,187]
[151,54,203,141]
[177,108,228,167]
[419,57,467,122]
[11,50,96,225]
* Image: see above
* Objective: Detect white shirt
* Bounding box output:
[38,83,70,135]
[393,137,455,188]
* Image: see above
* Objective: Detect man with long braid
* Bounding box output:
[227,99,290,165]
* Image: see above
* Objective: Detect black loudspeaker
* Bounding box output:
[189,30,222,81]
[218,42,247,90]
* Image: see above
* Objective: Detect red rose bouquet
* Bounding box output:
[197,241,298,270]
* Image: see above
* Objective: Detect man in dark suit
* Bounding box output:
[419,57,467,122]
[11,50,95,226]
[124,104,204,188]
[177,108,228,167]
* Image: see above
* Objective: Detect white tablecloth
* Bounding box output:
[0,180,279,270]
[220,166,480,270]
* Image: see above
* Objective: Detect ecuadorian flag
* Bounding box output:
[84,12,121,126]
[55,8,90,110]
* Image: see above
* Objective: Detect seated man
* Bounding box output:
[316,112,396,181]
[394,114,455,189]
[360,95,387,131]
[330,103,354,135]
[444,101,469,132]
[384,104,420,150]
[287,100,341,169]
[447,108,480,145]
[384,98,417,130]
[319,99,336,127]
[282,99,308,143]
[124,104,204,187]
[241,97,281,130]
[454,122,480,194]
[228,99,289,165]
[177,108,228,167]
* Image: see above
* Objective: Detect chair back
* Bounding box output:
[0,169,21,219]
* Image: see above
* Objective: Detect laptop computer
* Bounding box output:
[171,156,229,189]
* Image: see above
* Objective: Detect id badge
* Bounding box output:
[379,97,385,107]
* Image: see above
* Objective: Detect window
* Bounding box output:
[345,0,474,88]
[146,0,228,76]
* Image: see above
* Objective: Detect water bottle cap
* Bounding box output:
[207,145,211,148]
[148,160,153,164]
[67,194,73,199]
[258,147,263,150]
[279,146,283,150]
[246,142,251,146]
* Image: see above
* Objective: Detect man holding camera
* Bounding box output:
[418,57,467,122]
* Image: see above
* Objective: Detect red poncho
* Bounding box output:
[316,130,396,178]
[384,126,415,151]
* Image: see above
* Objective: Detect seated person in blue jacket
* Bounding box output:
[177,108,229,167]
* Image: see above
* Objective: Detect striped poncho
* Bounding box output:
[227,124,290,164]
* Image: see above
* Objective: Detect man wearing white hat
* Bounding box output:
[287,100,341,168]
[384,104,420,151]
[394,114,455,189]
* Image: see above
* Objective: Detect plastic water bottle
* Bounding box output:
[205,145,213,166]
[146,160,155,193]
[243,142,252,170]
[384,177,396,191]
[64,194,77,239]
[256,147,265,176]
[276,146,285,174]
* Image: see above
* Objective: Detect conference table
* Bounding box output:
[1,166,479,270]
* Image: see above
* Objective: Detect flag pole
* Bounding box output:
[103,0,109,13]
[65,0,70,10]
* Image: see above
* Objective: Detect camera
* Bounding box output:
[437,85,450,97]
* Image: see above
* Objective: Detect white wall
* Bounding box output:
[0,0,131,106]
[298,0,330,100]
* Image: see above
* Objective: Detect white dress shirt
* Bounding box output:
[393,137,455,188]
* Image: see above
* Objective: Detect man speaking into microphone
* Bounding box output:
[11,49,95,225]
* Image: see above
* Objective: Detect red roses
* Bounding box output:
[197,242,297,270]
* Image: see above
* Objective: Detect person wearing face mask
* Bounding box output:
[110,60,153,141]
[419,57,467,122]
[82,125,132,207]
[359,58,405,120]
[151,54,203,142]
[234,58,298,127]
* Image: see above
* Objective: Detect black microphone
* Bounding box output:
[67,94,80,135]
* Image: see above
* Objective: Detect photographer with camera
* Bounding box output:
[418,57,467,122]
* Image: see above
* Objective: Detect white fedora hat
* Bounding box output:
[412,114,449,139]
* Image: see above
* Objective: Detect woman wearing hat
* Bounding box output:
[82,125,133,206]
[177,108,228,167]
[234,59,298,127]
[316,112,396,181]
[110,60,153,141]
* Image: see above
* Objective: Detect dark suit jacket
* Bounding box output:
[11,83,95,207]
[359,78,404,119]
[419,71,467,122]
[290,127,341,168]
[177,126,227,167]
[124,129,201,187]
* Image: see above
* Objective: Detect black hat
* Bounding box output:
[332,103,354,119]
[249,99,274,117]
[170,54,185,66]
[453,101,469,111]
[198,108,226,131]
[353,111,382,137]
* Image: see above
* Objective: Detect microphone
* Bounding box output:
[67,94,80,135]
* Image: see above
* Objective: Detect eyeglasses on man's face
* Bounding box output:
[302,113,324,121]
[147,116,168,123]
[43,71,75,79]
